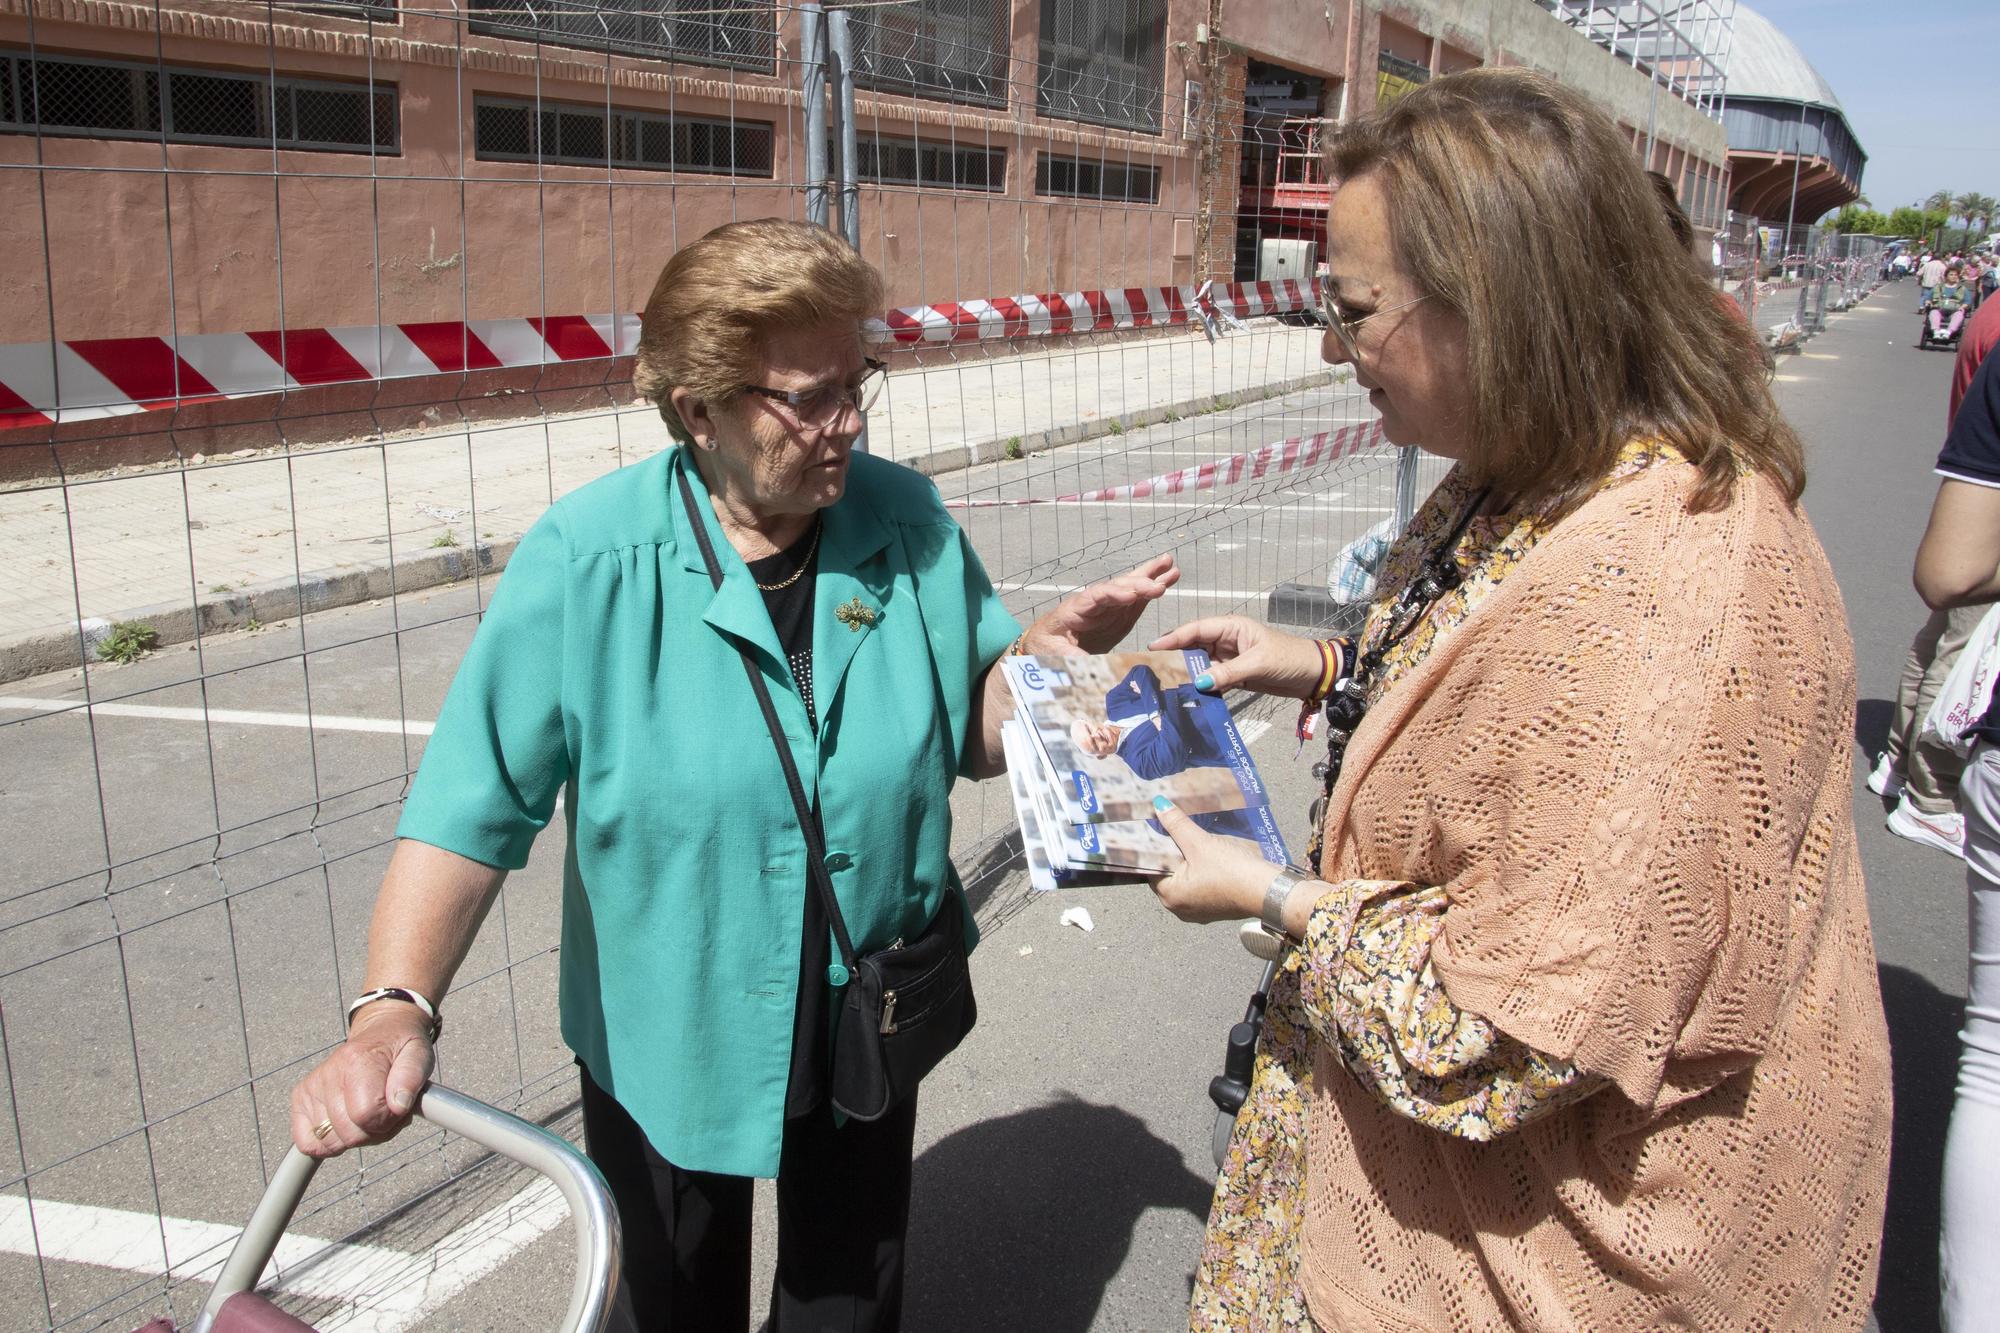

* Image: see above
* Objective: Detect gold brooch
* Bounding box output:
[835,597,877,632]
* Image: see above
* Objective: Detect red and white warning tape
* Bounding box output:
[0,279,1320,430]
[942,417,1387,509]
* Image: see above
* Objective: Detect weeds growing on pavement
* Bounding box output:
[1005,436,1023,460]
[432,529,459,548]
[97,622,159,664]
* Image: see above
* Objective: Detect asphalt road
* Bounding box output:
[0,282,1975,1331]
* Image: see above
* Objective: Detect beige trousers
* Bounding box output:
[1886,603,1989,812]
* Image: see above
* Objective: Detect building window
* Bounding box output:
[469,0,775,75]
[852,0,1009,109]
[474,95,774,176]
[0,50,397,152]
[1036,0,1165,134]
[286,1,399,21]
[1034,151,1158,203]
[857,135,1005,191]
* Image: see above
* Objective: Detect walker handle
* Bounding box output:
[191,1084,618,1333]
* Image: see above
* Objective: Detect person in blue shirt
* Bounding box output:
[1916,340,2000,1329]
[1086,662,1238,780]
[285,219,1177,1333]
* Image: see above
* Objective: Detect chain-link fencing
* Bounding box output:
[0,6,1430,1329]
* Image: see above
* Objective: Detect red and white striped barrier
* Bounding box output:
[0,315,644,431]
[862,278,1320,346]
[0,279,1320,429]
[942,417,1388,509]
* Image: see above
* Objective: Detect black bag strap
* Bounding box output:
[676,466,862,974]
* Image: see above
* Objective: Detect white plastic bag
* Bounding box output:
[1920,602,2000,757]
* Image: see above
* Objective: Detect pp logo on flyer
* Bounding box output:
[1078,823,1100,854]
[1070,771,1099,814]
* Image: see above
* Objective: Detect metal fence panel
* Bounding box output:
[0,6,1411,1329]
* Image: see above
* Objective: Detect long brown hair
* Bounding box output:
[1327,68,1801,514]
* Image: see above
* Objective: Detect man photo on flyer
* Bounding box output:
[1069,662,1236,781]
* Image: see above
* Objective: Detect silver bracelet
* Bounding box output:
[1259,863,1317,939]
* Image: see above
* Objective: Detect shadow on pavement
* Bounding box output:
[904,1093,1215,1330]
[1874,963,1962,1331]
[1856,697,1894,761]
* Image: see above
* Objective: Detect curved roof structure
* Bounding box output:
[1727,5,1842,110]
[1722,4,1865,224]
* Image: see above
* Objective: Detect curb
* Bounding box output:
[0,540,512,685]
[2,367,1344,685]
[1267,582,1368,634]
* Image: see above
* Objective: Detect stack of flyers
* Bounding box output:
[997,649,1292,888]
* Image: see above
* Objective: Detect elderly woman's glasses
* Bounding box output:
[740,359,887,432]
[1319,288,1429,361]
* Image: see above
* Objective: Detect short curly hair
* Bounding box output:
[633,219,885,445]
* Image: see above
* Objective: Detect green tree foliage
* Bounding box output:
[1832,205,1889,234]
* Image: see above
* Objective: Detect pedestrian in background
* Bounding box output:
[1875,268,2000,857]
[286,219,1176,1333]
[1912,338,2000,1329]
[1145,68,1889,1331]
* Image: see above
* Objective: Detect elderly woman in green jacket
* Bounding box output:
[288,219,1174,1333]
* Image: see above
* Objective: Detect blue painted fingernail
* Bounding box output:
[1153,795,1172,811]
[1194,673,1215,692]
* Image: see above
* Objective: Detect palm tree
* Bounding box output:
[1953,192,1982,248]
[1927,190,1955,249]
[1973,193,1998,246]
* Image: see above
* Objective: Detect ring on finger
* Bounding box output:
[311,1118,335,1141]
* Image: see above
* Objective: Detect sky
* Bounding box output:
[1741,0,1999,219]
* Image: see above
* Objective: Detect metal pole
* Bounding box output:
[823,7,868,454]
[1393,446,1420,534]
[801,1,828,228]
[828,8,860,250]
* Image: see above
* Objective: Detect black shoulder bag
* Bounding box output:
[677,468,977,1121]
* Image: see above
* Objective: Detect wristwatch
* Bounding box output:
[1259,863,1318,939]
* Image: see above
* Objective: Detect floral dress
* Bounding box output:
[1187,444,1673,1332]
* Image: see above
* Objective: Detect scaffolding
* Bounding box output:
[1536,0,1737,120]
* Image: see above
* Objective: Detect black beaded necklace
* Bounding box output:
[1306,485,1490,874]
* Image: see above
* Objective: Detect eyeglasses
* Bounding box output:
[1319,288,1429,361]
[739,359,887,433]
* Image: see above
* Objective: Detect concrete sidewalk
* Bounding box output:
[0,319,1334,683]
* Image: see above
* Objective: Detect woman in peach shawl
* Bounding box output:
[1147,69,1891,1331]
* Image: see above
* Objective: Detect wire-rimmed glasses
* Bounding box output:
[1319,287,1430,361]
[739,358,887,433]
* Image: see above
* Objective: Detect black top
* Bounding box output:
[746,520,831,1119]
[1935,344,2000,747]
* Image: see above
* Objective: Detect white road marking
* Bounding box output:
[999,583,1272,600]
[1237,719,1273,746]
[0,695,434,736]
[0,1192,409,1304]
[312,1178,571,1333]
[958,499,1391,513]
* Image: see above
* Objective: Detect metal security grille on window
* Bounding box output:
[852,0,1008,109]
[473,95,773,176]
[470,0,775,73]
[1036,0,1165,133]
[858,137,1004,192]
[0,51,394,150]
[1035,152,1159,203]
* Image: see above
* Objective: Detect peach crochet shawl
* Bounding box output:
[1303,456,1891,1330]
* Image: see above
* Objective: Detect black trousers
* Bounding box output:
[577,1064,918,1333]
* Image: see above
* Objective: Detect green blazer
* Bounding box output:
[397,445,1019,1177]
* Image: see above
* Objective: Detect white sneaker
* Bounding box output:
[1867,752,1906,798]
[1886,798,1965,860]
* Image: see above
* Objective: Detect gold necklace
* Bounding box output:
[753,517,822,592]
